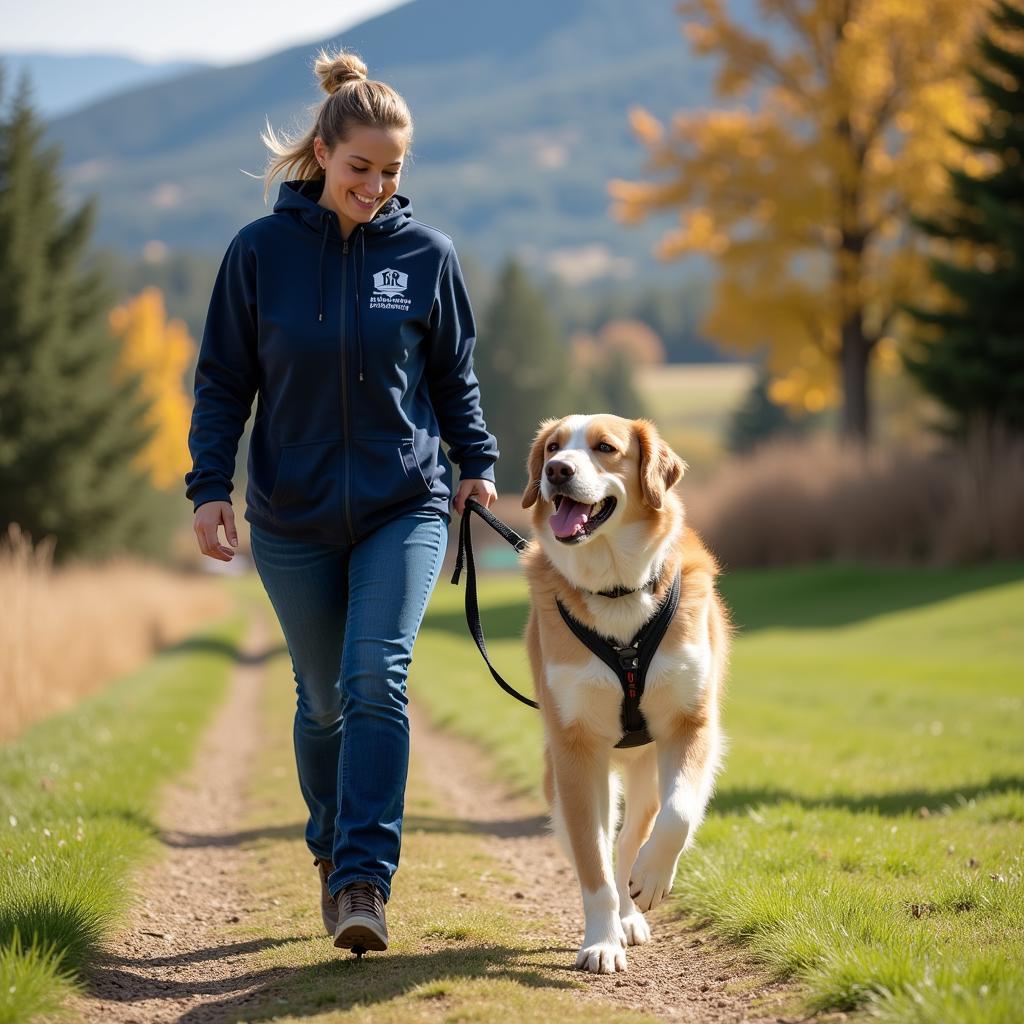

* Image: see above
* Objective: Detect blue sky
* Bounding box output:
[2,0,409,64]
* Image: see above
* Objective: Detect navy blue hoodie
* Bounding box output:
[185,178,498,545]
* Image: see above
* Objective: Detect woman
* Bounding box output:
[184,48,498,955]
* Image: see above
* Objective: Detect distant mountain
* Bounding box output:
[43,0,745,283]
[1,51,207,118]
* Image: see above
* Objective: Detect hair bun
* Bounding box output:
[315,49,368,95]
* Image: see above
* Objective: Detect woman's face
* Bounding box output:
[314,125,407,238]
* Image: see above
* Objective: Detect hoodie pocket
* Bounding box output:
[269,438,344,529]
[352,436,431,503]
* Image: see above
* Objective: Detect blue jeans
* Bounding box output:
[249,509,448,902]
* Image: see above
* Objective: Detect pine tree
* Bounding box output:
[475,259,571,492]
[0,68,166,561]
[904,0,1024,438]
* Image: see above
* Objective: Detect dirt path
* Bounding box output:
[73,602,794,1023]
[76,610,284,1023]
[409,706,792,1024]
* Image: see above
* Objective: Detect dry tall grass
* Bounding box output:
[1,524,233,741]
[685,433,1024,568]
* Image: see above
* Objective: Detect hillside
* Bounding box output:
[44,0,736,281]
[1,52,206,118]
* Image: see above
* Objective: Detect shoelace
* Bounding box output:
[341,882,383,917]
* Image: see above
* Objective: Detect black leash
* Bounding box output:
[450,498,538,709]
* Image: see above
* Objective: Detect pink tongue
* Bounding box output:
[549,498,590,538]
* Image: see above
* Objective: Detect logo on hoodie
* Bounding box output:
[370,268,411,311]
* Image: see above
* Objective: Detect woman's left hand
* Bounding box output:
[453,478,498,515]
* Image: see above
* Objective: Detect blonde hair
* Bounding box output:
[259,48,413,202]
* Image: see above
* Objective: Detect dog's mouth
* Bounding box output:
[549,494,617,544]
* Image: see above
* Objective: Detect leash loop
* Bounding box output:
[451,498,538,709]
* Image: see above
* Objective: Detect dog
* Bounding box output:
[520,414,729,974]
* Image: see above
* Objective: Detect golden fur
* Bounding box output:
[519,414,730,974]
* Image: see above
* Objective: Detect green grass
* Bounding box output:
[0,608,245,1023]
[0,934,69,1024]
[415,561,1024,1023]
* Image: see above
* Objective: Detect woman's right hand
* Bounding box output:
[194,500,238,561]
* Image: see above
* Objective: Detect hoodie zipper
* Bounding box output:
[340,235,354,541]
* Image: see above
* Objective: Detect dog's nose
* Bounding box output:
[546,459,575,484]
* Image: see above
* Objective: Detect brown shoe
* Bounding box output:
[313,858,338,937]
[333,881,388,952]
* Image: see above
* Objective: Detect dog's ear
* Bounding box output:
[636,419,687,510]
[522,418,559,508]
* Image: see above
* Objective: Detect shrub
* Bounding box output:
[0,524,231,739]
[685,432,1024,568]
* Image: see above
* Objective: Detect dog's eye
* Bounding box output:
[546,441,560,452]
[596,442,616,454]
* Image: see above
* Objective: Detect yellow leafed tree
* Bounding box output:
[609,0,988,440]
[109,288,196,490]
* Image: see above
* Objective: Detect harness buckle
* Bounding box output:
[614,646,639,670]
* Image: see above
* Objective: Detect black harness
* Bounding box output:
[451,498,679,749]
[556,571,680,748]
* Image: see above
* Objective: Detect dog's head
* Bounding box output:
[521,414,686,550]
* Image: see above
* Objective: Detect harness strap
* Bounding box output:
[451,499,538,710]
[556,570,681,749]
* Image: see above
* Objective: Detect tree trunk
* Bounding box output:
[840,311,870,443]
[833,93,871,445]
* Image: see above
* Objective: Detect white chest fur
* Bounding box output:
[639,641,713,724]
[581,590,661,646]
[546,657,624,742]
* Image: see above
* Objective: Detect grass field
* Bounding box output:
[634,363,754,470]
[414,562,1024,1023]
[3,558,1020,1022]
[0,612,245,1023]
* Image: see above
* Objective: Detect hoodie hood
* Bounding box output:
[273,177,412,239]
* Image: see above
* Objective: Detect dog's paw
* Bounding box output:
[628,842,680,913]
[620,910,651,945]
[576,939,628,974]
